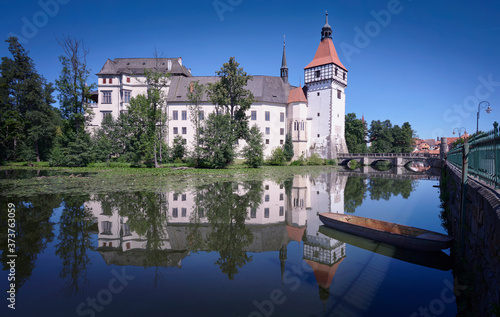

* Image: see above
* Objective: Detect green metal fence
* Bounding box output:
[447,122,499,189]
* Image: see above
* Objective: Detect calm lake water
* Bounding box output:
[0,169,457,317]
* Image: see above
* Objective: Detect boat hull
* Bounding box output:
[319,212,453,252]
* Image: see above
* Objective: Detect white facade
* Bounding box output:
[88,15,348,159]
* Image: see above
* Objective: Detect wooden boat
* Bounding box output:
[318,226,452,271]
[318,212,453,252]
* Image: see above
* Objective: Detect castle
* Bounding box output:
[88,13,348,159]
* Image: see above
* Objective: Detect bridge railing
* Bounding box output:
[447,122,499,189]
[337,152,440,158]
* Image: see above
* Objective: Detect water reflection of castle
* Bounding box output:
[86,173,348,302]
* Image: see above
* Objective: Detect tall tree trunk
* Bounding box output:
[35,141,40,162]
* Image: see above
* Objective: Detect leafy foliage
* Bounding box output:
[198,113,235,168]
[186,81,205,165]
[283,133,294,161]
[369,119,415,153]
[172,135,186,161]
[0,37,59,163]
[267,147,286,166]
[206,57,254,140]
[345,113,367,153]
[242,124,264,168]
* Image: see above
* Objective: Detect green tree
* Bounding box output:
[143,55,170,167]
[369,120,394,153]
[55,36,94,136]
[172,135,186,161]
[0,36,59,162]
[187,80,205,165]
[283,133,294,161]
[242,124,264,168]
[207,57,254,140]
[199,113,235,168]
[267,147,286,166]
[345,113,367,153]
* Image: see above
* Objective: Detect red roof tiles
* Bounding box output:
[288,86,307,103]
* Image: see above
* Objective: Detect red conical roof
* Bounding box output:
[305,38,347,71]
[305,258,345,289]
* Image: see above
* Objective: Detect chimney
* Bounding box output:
[178,57,182,66]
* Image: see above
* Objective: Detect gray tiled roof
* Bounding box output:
[167,75,292,104]
[96,58,192,77]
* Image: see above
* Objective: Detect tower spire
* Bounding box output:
[321,11,332,40]
[280,35,288,84]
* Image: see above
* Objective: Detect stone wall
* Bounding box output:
[443,162,500,316]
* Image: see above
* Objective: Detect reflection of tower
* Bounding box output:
[303,172,348,308]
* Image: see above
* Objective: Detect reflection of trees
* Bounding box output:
[100,191,170,285]
[0,195,60,289]
[344,177,367,213]
[194,181,263,280]
[368,178,416,200]
[56,195,95,295]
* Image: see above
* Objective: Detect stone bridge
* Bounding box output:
[337,153,442,168]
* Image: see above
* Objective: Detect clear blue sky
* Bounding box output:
[1,0,499,139]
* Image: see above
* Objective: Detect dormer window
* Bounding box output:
[109,78,112,84]
[315,70,320,78]
[103,78,106,84]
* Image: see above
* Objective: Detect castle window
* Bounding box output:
[251,111,257,120]
[173,110,178,120]
[265,111,270,121]
[127,77,130,83]
[109,78,113,84]
[101,111,112,121]
[301,121,305,131]
[173,193,178,201]
[266,127,270,135]
[317,92,320,96]
[265,195,269,202]
[199,110,204,120]
[280,140,284,145]
[280,128,284,135]
[182,208,187,217]
[103,78,106,84]
[315,70,320,78]
[264,208,270,218]
[182,194,186,201]
[123,90,131,103]
[337,90,342,99]
[317,113,320,117]
[182,127,187,134]
[335,68,338,76]
[266,139,269,144]
[280,112,284,122]
[317,134,320,137]
[173,127,178,134]
[102,91,112,104]
[279,206,284,216]
[172,208,178,218]
[250,208,256,218]
[343,72,346,80]
[182,110,187,120]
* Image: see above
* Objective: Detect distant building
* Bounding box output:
[87,13,348,159]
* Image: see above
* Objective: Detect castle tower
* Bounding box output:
[304,12,348,158]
